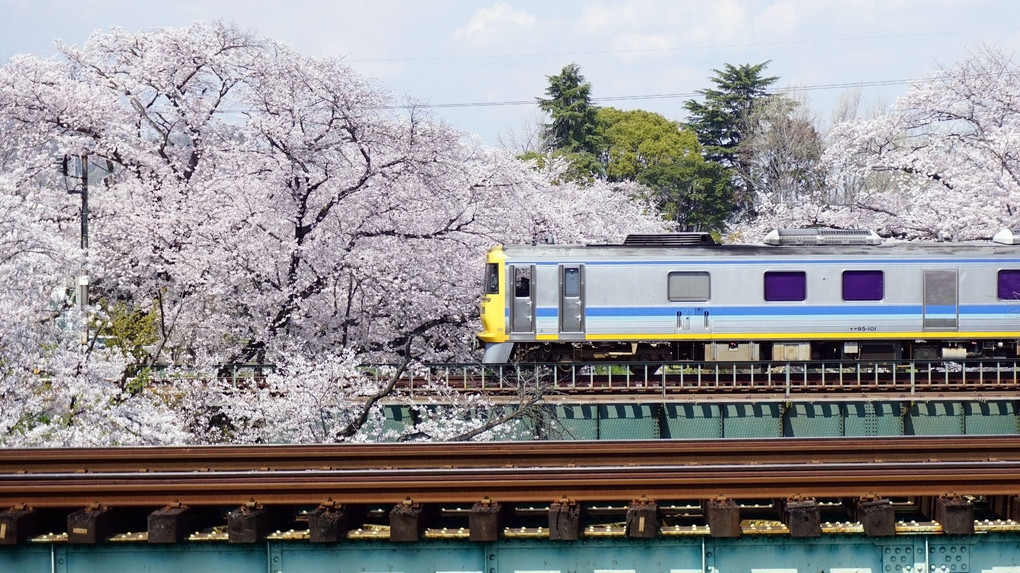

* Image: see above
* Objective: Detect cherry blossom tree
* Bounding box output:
[736,93,826,211]
[741,46,1020,242]
[0,22,667,445]
[0,172,193,446]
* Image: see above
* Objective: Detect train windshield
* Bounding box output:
[484,263,499,294]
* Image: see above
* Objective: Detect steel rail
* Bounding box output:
[3,461,1020,507]
[4,436,1020,474]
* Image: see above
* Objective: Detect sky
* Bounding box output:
[2,0,1020,147]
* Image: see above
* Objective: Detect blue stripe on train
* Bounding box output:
[533,304,1020,318]
[530,258,1020,266]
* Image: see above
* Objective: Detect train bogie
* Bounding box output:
[477,230,1020,364]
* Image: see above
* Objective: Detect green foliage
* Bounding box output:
[517,150,547,167]
[683,61,779,166]
[637,160,734,233]
[553,150,605,183]
[4,391,53,439]
[598,107,701,181]
[537,63,603,156]
[597,107,733,232]
[100,299,160,388]
[517,149,604,183]
[529,62,778,230]
[683,61,784,216]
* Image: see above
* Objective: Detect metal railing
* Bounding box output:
[137,359,1020,398]
[406,359,1020,397]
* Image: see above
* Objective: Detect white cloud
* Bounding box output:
[576,0,755,48]
[678,0,750,44]
[610,33,675,59]
[756,0,831,38]
[453,3,536,40]
[579,2,641,34]
[5,0,1020,146]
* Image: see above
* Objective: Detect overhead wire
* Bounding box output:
[386,78,919,110]
[369,25,1019,110]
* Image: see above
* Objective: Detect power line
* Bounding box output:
[389,78,918,110]
[361,25,1015,111]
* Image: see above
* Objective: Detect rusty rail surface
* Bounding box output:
[4,461,1020,507]
[3,437,1020,508]
[4,436,1020,474]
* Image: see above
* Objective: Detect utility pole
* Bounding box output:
[59,152,113,343]
[80,152,89,250]
[77,153,89,342]
[61,153,91,343]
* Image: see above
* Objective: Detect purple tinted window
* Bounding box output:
[764,271,806,302]
[843,270,883,301]
[998,270,1020,299]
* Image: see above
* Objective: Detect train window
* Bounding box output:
[514,267,532,298]
[842,270,883,301]
[484,263,499,294]
[668,271,710,302]
[563,267,581,297]
[764,271,806,302]
[998,270,1020,299]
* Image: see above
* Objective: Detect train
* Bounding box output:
[477,229,1020,364]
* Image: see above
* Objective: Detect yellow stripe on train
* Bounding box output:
[581,331,1020,341]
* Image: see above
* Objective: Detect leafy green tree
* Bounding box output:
[684,62,780,210]
[597,107,733,232]
[537,63,602,155]
[637,160,733,232]
[599,108,700,181]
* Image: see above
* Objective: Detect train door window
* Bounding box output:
[668,271,710,302]
[842,270,884,301]
[484,263,499,295]
[923,269,958,330]
[998,270,1020,299]
[563,267,581,297]
[514,267,532,298]
[764,271,806,302]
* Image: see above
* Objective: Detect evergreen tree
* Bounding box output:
[537,63,603,156]
[684,62,780,211]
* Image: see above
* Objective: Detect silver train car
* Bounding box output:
[477,229,1020,363]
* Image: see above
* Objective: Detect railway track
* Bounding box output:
[3,438,1020,506]
[3,436,1020,474]
[3,437,1020,543]
[4,460,1020,507]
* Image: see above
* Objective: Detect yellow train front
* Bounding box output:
[478,230,1020,364]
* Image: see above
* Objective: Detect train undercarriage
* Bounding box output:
[509,339,1020,364]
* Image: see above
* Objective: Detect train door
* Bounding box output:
[509,264,535,335]
[559,264,585,337]
[923,269,959,330]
